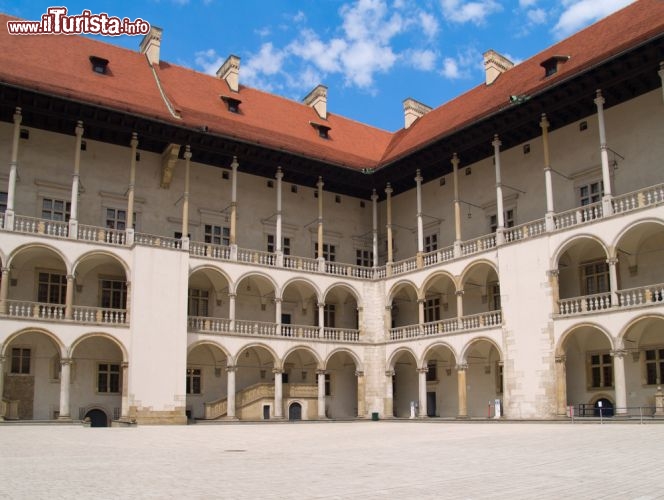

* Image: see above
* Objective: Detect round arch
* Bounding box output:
[459,336,503,364]
[235,342,280,368]
[69,332,128,362]
[7,242,71,274]
[556,322,615,356]
[420,270,458,299]
[280,277,322,303]
[72,250,130,279]
[618,313,664,345]
[325,347,363,372]
[458,259,499,287]
[187,339,233,363]
[611,217,664,257]
[551,233,610,269]
[386,346,418,371]
[233,271,278,296]
[322,282,362,307]
[188,264,233,286]
[1,327,66,358]
[387,280,418,304]
[422,342,459,369]
[283,345,324,370]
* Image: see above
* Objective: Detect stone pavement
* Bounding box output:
[1,421,663,499]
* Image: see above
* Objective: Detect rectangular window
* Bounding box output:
[41,198,71,221]
[100,279,127,309]
[325,304,336,328]
[0,191,7,213]
[496,362,504,394]
[325,373,331,396]
[645,348,664,385]
[589,353,613,388]
[37,272,67,304]
[424,298,440,323]
[356,249,373,267]
[426,361,437,382]
[314,243,336,262]
[97,363,120,393]
[10,348,31,374]
[490,209,515,233]
[188,288,209,317]
[582,260,609,295]
[489,282,501,310]
[266,235,291,255]
[579,181,604,206]
[105,208,137,230]
[205,224,230,246]
[186,368,202,395]
[424,234,438,253]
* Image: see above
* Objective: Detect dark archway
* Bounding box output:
[85,409,108,427]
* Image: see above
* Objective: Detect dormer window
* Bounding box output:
[89,56,109,75]
[310,121,331,139]
[540,55,570,77]
[220,95,241,113]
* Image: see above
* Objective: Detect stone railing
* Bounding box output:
[392,257,418,275]
[553,202,603,230]
[235,319,278,337]
[283,255,320,273]
[617,283,664,307]
[72,306,127,325]
[286,383,318,398]
[558,292,612,315]
[325,262,374,279]
[77,224,126,246]
[6,300,65,320]
[557,284,664,316]
[238,248,277,266]
[188,316,232,333]
[13,215,68,237]
[461,234,496,256]
[504,218,547,243]
[612,183,664,214]
[389,324,421,341]
[423,318,459,336]
[204,396,228,420]
[423,245,455,268]
[189,241,231,260]
[323,327,360,342]
[281,324,320,339]
[390,312,502,340]
[460,310,502,330]
[134,232,182,249]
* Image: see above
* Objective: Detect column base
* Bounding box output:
[223,415,239,421]
[58,415,72,421]
[456,415,470,420]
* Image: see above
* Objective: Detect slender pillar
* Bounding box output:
[58,358,72,419]
[417,298,425,335]
[69,121,84,238]
[540,114,555,232]
[317,370,326,419]
[64,274,75,320]
[0,356,5,421]
[607,257,619,305]
[181,145,192,245]
[385,183,394,265]
[452,154,462,257]
[555,355,567,417]
[659,62,664,103]
[126,132,138,244]
[228,293,236,330]
[0,267,9,315]
[125,281,131,323]
[318,302,325,337]
[384,305,392,338]
[385,370,394,418]
[5,107,22,230]
[275,167,284,264]
[456,289,464,328]
[120,362,129,419]
[492,135,505,244]
[371,189,378,269]
[356,371,366,418]
[229,156,239,245]
[417,367,428,417]
[316,176,324,262]
[226,365,237,419]
[612,350,627,416]
[273,369,283,418]
[415,169,424,254]
[594,90,613,216]
[274,298,282,336]
[548,269,560,314]
[456,363,468,419]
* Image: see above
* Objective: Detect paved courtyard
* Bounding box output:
[1,421,663,499]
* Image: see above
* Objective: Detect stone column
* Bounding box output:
[316,177,325,271]
[555,355,567,417]
[418,298,425,335]
[659,61,664,103]
[274,298,282,336]
[456,289,464,328]
[540,114,555,231]
[64,274,75,320]
[371,189,378,269]
[548,269,560,314]
[273,369,283,419]
[229,156,239,245]
[594,90,613,216]
[0,267,10,315]
[275,167,284,266]
[384,370,394,418]
[58,358,73,420]
[4,107,22,231]
[385,183,394,269]
[417,367,428,418]
[607,257,619,306]
[0,356,5,421]
[492,135,505,245]
[125,281,131,323]
[181,146,191,248]
[456,363,468,419]
[612,349,627,416]
[384,305,392,339]
[120,362,129,420]
[317,370,326,419]
[452,154,462,257]
[226,365,237,419]
[68,121,84,238]
[126,132,138,245]
[228,293,236,331]
[356,371,366,418]
[318,302,325,338]
[415,169,424,267]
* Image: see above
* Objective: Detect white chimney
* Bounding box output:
[139,26,163,66]
[483,49,514,85]
[217,55,241,93]
[403,98,432,129]
[303,85,328,120]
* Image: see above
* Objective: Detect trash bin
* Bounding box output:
[371,412,379,421]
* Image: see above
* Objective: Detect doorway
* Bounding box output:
[427,392,436,417]
[85,409,108,427]
[288,402,302,420]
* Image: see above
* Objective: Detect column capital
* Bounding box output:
[275,166,283,179]
[555,355,566,364]
[13,107,22,123]
[385,182,393,195]
[594,89,605,106]
[371,189,378,202]
[415,169,423,183]
[611,349,627,359]
[1,266,10,275]
[316,369,326,376]
[417,367,429,374]
[230,156,239,170]
[492,134,502,148]
[451,153,460,168]
[272,368,284,375]
[0,355,6,364]
[417,298,426,305]
[539,113,549,129]
[385,305,393,311]
[317,302,325,308]
[183,144,192,160]
[60,358,73,367]
[121,361,129,369]
[226,365,237,373]
[606,257,619,266]
[456,363,468,372]
[455,289,465,297]
[273,297,282,304]
[228,292,237,299]
[385,369,395,377]
[66,274,75,281]
[547,269,560,278]
[355,370,364,378]
[316,176,324,189]
[75,120,84,136]
[130,132,138,148]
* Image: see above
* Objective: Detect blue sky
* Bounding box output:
[4,0,634,131]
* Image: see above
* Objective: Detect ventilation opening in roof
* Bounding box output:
[220,95,242,113]
[540,55,570,77]
[310,121,331,139]
[89,56,109,74]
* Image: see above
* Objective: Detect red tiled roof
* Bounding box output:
[0,0,663,171]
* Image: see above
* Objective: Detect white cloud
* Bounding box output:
[241,43,287,90]
[194,48,224,76]
[439,46,482,80]
[288,29,346,74]
[343,40,397,87]
[408,49,437,71]
[440,0,502,25]
[553,0,635,39]
[419,11,439,38]
[441,57,461,79]
[519,0,537,7]
[526,7,547,25]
